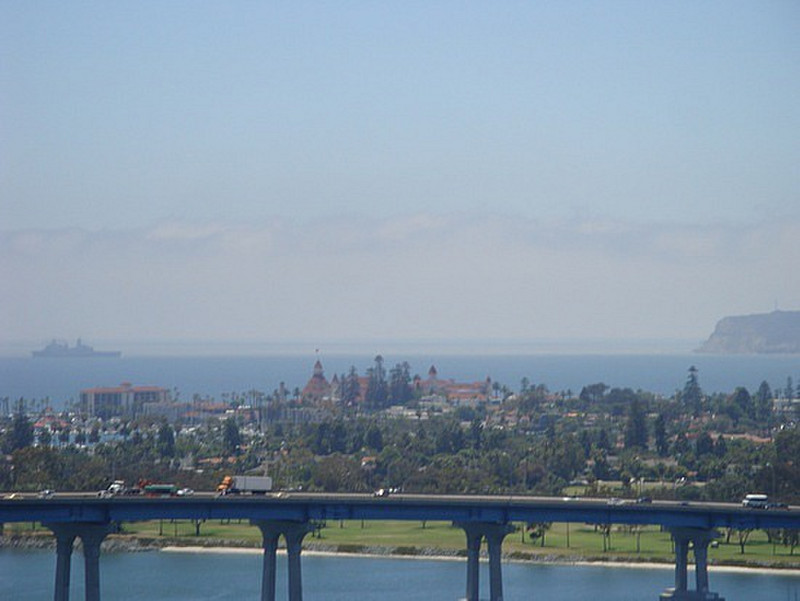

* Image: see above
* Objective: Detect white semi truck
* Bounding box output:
[217,475,273,495]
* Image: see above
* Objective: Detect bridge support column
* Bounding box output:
[46,523,113,601]
[255,523,280,601]
[660,528,724,601]
[253,520,314,601]
[485,523,514,601]
[80,525,113,601]
[674,537,689,594]
[456,522,515,601]
[285,523,312,601]
[694,539,710,595]
[460,524,483,601]
[48,525,77,601]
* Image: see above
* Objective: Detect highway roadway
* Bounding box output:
[1,489,796,511]
[1,489,794,510]
[1,491,798,531]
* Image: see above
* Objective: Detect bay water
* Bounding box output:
[0,548,798,601]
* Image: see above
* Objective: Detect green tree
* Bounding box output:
[11,447,62,490]
[3,411,34,453]
[222,417,242,456]
[365,355,388,410]
[730,387,754,421]
[591,449,611,480]
[578,430,592,457]
[365,424,384,452]
[312,419,348,455]
[755,381,773,423]
[736,529,753,554]
[341,367,361,405]
[548,434,585,481]
[158,422,176,458]
[624,399,648,450]
[527,522,552,547]
[695,432,714,456]
[469,419,483,451]
[388,362,413,405]
[597,428,612,451]
[654,414,669,457]
[714,434,727,458]
[579,383,608,404]
[673,432,690,455]
[330,419,348,454]
[682,366,703,416]
[434,419,465,454]
[775,428,800,465]
[782,529,799,555]
[311,454,364,492]
[313,421,332,455]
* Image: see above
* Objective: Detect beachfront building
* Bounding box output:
[301,360,334,402]
[80,382,170,419]
[414,365,493,405]
[298,360,494,411]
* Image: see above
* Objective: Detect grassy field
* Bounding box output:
[6,519,799,568]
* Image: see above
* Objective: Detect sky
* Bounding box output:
[1,2,799,354]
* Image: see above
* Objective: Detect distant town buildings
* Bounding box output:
[76,361,494,424]
[300,360,493,407]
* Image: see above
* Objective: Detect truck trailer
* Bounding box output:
[98,479,178,498]
[217,475,272,495]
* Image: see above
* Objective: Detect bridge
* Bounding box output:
[2,492,798,601]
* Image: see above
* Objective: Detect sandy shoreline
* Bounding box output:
[5,533,798,575]
[160,545,800,576]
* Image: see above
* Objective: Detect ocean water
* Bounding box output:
[0,548,797,601]
[1,353,799,408]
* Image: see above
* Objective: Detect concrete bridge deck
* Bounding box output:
[2,491,798,529]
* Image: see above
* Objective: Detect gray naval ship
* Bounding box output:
[32,338,121,358]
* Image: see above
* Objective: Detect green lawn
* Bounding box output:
[117,520,800,567]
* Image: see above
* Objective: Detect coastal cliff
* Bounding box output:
[697,310,800,354]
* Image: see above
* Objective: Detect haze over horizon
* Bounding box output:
[2,3,799,353]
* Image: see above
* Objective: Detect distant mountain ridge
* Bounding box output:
[697,310,800,354]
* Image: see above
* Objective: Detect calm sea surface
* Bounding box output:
[1,354,798,408]
[0,549,798,601]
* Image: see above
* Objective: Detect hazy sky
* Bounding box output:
[1,2,799,352]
